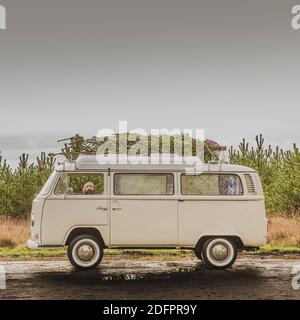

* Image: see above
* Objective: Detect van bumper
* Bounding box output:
[26,239,40,249]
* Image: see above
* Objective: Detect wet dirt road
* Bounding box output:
[0,256,300,299]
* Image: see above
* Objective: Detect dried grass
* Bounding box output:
[267,215,300,247]
[0,217,30,247]
[0,215,300,248]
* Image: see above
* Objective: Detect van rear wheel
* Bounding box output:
[67,235,103,270]
[201,238,237,269]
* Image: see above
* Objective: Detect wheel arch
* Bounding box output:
[64,227,105,247]
[195,235,245,252]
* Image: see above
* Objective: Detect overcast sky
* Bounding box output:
[0,0,299,164]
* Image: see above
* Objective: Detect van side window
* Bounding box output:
[114,173,174,195]
[54,173,104,195]
[181,174,243,196]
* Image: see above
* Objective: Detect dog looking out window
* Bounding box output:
[82,182,96,195]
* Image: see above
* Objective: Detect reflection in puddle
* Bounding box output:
[32,261,205,282]
[101,274,146,281]
[82,264,203,281]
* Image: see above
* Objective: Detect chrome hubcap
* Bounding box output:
[77,244,94,261]
[210,243,229,261]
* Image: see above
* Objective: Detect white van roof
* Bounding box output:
[57,155,256,173]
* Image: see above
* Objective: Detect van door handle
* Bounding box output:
[112,207,122,211]
[178,199,184,202]
[96,206,108,211]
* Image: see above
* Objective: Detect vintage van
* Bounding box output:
[27,155,267,270]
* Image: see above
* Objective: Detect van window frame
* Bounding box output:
[53,172,105,196]
[113,172,175,196]
[180,173,244,196]
[38,170,59,195]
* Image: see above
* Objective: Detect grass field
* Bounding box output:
[0,215,300,259]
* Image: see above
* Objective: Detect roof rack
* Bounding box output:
[55,154,255,173]
[208,160,222,171]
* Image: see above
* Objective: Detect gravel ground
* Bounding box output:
[0,255,300,300]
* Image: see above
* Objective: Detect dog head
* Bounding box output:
[82,181,96,195]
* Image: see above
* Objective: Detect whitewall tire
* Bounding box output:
[201,238,237,269]
[67,235,103,270]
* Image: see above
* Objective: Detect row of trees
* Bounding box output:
[0,134,298,218]
[229,135,300,215]
[0,153,55,218]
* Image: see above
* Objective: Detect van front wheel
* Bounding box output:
[67,235,103,270]
[202,238,237,269]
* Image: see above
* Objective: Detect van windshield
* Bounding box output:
[38,171,58,195]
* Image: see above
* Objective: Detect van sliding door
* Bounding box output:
[109,172,178,247]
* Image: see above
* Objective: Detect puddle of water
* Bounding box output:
[100,273,157,281]
[97,266,201,281]
[25,261,203,282]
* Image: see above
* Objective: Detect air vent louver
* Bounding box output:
[244,174,256,194]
